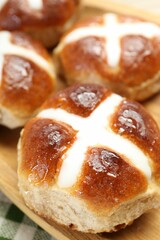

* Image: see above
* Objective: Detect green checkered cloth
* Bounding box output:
[0,191,56,240]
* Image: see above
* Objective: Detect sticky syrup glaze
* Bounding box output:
[111,99,160,183]
[0,55,54,117]
[73,147,147,212]
[20,118,77,185]
[0,0,79,30]
[120,36,160,86]
[60,37,108,77]
[43,84,111,117]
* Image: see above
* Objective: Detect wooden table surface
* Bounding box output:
[111,0,160,15]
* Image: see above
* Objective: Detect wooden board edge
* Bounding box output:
[83,0,160,25]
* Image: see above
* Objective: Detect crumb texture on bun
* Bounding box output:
[18,84,160,233]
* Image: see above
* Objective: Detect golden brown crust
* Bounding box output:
[43,84,111,117]
[120,36,160,87]
[20,118,77,185]
[59,37,107,80]
[110,99,160,183]
[0,55,54,117]
[0,31,56,122]
[72,147,147,213]
[0,0,79,30]
[11,31,50,60]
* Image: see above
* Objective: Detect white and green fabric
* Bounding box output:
[0,192,56,240]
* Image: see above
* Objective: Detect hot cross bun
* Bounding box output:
[0,0,80,47]
[0,31,56,129]
[54,13,160,101]
[17,83,160,233]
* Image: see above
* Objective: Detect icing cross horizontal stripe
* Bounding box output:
[0,0,43,11]
[56,14,160,67]
[38,94,152,188]
[0,31,54,83]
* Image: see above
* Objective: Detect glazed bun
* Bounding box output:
[0,0,80,47]
[18,84,160,233]
[0,31,56,129]
[54,13,160,101]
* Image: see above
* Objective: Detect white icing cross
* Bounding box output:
[0,0,7,10]
[0,0,43,11]
[0,31,54,84]
[38,93,152,188]
[56,14,160,67]
[27,0,43,10]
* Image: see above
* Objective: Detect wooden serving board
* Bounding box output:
[0,1,160,240]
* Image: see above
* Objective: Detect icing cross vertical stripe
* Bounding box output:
[38,93,152,188]
[56,14,160,68]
